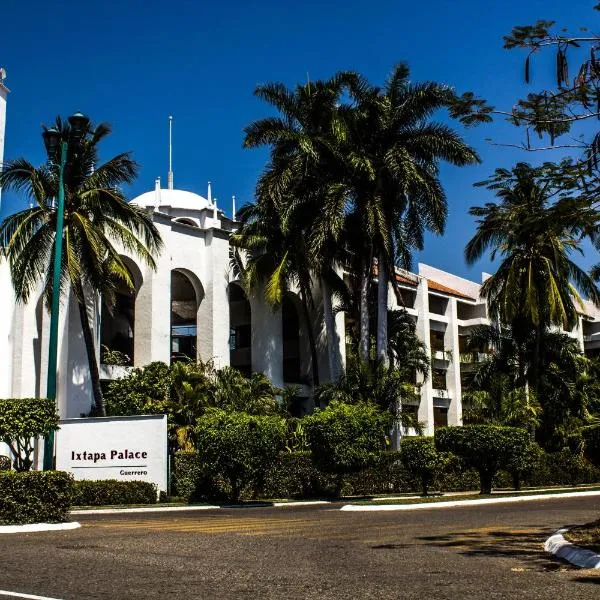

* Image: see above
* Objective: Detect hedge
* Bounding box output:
[0,471,73,525]
[172,447,600,501]
[72,480,158,506]
[583,425,600,467]
[0,455,11,471]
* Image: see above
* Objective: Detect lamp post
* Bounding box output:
[42,112,89,470]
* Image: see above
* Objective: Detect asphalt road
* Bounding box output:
[1,496,599,600]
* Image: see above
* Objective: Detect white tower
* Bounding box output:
[0,68,9,210]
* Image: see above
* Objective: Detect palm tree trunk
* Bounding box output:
[321,277,341,381]
[299,288,320,387]
[359,257,371,361]
[376,251,389,366]
[74,279,105,416]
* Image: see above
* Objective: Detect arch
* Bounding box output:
[228,282,251,377]
[282,292,313,385]
[100,256,143,365]
[171,268,204,363]
[173,217,200,228]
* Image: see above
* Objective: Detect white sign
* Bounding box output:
[55,415,168,492]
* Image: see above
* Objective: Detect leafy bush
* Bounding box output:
[0,398,59,471]
[0,455,11,471]
[193,410,287,502]
[583,425,600,467]
[303,402,388,494]
[72,480,157,506]
[400,437,446,496]
[505,441,544,490]
[0,471,73,524]
[435,425,530,494]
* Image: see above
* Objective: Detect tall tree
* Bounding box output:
[342,64,479,363]
[0,117,162,415]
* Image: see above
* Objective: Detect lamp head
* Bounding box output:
[68,112,90,140]
[42,127,61,161]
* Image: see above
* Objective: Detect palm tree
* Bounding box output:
[0,117,162,416]
[230,194,322,386]
[242,75,357,382]
[466,162,600,404]
[341,64,480,364]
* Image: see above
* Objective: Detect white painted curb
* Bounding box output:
[272,501,330,507]
[545,529,600,569]
[0,522,81,534]
[340,489,600,511]
[73,505,220,515]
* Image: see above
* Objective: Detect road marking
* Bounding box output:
[0,591,65,600]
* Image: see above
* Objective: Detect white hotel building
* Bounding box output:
[2,72,600,435]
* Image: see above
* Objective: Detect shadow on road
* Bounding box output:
[414,526,570,572]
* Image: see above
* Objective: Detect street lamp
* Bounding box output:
[42,112,90,470]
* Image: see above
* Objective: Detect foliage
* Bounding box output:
[0,471,73,525]
[466,163,600,332]
[313,357,423,438]
[106,360,287,452]
[400,437,445,496]
[435,425,530,494]
[193,409,287,502]
[100,345,131,367]
[505,441,544,491]
[0,398,59,471]
[386,309,429,379]
[71,480,157,506]
[0,116,162,416]
[0,456,11,471]
[303,401,388,490]
[583,424,600,467]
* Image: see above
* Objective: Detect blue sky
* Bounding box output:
[1,0,596,280]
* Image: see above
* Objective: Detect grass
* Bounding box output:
[564,520,600,553]
[347,485,600,505]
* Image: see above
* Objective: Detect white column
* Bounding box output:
[250,286,284,388]
[0,78,8,209]
[415,278,434,435]
[445,298,462,426]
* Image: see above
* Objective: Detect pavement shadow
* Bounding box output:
[415,526,569,572]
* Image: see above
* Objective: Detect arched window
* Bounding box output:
[229,283,251,377]
[100,257,142,366]
[171,270,199,363]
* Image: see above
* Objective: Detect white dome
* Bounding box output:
[131,188,212,212]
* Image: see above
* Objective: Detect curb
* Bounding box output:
[545,529,600,569]
[0,522,81,534]
[72,500,331,515]
[340,489,600,512]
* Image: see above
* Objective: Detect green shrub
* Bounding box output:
[71,480,157,506]
[194,410,287,502]
[435,425,530,494]
[0,398,59,471]
[0,471,73,524]
[303,402,387,494]
[400,437,446,496]
[0,455,11,471]
[583,425,600,467]
[506,441,544,490]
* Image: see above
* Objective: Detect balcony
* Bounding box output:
[459,352,488,364]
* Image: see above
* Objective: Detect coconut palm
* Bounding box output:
[0,117,162,416]
[242,75,358,382]
[342,64,480,363]
[466,162,600,406]
[230,194,322,386]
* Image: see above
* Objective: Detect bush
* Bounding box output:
[303,402,387,494]
[435,425,530,494]
[0,471,73,524]
[0,398,59,471]
[71,480,157,506]
[194,410,287,502]
[400,437,446,496]
[506,441,544,490]
[583,425,600,467]
[0,455,11,471]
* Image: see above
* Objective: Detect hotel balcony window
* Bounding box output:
[434,407,449,427]
[432,369,447,390]
[430,330,445,352]
[428,295,448,315]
